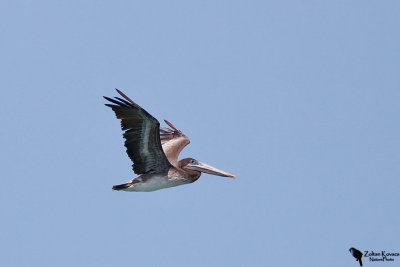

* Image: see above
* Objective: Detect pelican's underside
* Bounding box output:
[113,172,195,192]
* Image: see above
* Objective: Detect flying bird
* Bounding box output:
[349,248,363,266]
[104,89,235,192]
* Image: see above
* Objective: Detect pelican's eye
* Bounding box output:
[190,159,197,164]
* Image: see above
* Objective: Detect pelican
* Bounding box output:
[104,89,235,192]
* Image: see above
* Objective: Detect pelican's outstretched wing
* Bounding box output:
[160,120,190,166]
[104,89,171,174]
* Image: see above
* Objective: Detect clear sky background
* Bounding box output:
[1,1,399,266]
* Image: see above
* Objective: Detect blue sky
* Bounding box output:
[1,1,399,266]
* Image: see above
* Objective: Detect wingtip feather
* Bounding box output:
[164,120,181,133]
[115,89,137,106]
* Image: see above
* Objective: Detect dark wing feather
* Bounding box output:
[159,120,190,166]
[104,89,171,174]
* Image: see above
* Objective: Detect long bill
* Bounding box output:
[185,161,235,178]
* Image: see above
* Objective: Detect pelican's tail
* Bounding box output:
[112,182,131,191]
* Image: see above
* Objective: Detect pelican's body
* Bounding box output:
[104,89,235,192]
[115,169,198,192]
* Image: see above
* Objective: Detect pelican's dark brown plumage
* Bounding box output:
[104,89,235,192]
